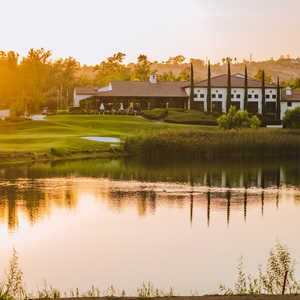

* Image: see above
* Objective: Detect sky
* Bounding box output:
[1,0,300,65]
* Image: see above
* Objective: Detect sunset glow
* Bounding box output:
[1,0,300,64]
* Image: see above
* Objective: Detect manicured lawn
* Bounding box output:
[141,108,219,125]
[0,114,205,155]
[165,110,218,125]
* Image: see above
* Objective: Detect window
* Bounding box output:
[272,95,276,99]
[236,94,241,99]
[255,94,259,99]
[266,95,270,99]
[218,94,222,99]
[200,94,205,98]
[248,94,252,98]
[212,94,216,98]
[231,94,234,99]
[288,102,292,107]
[269,90,273,93]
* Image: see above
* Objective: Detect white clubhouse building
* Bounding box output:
[74,73,300,120]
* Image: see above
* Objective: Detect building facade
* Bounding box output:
[184,73,279,114]
[74,73,298,120]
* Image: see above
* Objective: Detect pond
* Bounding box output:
[0,158,300,295]
[81,137,121,143]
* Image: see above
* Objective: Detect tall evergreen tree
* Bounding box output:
[262,70,266,115]
[226,61,232,112]
[244,65,248,111]
[207,61,212,113]
[188,63,194,110]
[277,77,281,120]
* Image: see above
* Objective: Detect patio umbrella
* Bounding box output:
[120,103,124,110]
[100,103,105,110]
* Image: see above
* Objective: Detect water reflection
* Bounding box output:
[0,158,300,232]
[1,158,300,295]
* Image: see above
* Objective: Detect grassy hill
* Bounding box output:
[78,58,300,85]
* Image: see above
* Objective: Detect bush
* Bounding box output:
[69,107,85,114]
[165,110,218,125]
[141,109,167,120]
[218,106,261,129]
[283,107,300,128]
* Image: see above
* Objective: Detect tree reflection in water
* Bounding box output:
[0,158,300,232]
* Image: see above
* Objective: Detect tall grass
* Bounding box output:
[125,128,300,160]
[219,242,300,295]
[1,243,300,299]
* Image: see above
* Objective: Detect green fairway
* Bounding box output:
[0,114,207,157]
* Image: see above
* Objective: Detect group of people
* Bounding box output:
[98,102,140,115]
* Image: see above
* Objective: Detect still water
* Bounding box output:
[0,158,300,295]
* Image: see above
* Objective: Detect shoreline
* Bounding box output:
[29,296,300,300]
[0,150,124,168]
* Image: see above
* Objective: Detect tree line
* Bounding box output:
[0,48,299,116]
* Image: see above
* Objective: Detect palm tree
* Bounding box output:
[244,65,248,111]
[207,61,212,113]
[226,61,232,112]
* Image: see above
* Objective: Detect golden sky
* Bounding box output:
[1,0,300,64]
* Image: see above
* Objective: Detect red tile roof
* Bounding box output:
[282,91,300,102]
[187,74,277,88]
[75,87,99,95]
[94,81,188,98]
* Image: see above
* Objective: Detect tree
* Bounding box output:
[157,71,177,81]
[188,63,194,110]
[166,55,185,64]
[19,48,53,114]
[177,66,190,81]
[218,106,261,129]
[190,58,205,68]
[277,77,281,120]
[133,54,152,81]
[283,106,300,128]
[262,70,266,115]
[254,69,272,83]
[244,65,248,111]
[52,57,80,108]
[207,61,212,113]
[226,61,232,113]
[94,52,131,86]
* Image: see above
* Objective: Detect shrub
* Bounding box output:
[141,109,167,120]
[165,110,218,125]
[218,106,261,129]
[283,107,300,128]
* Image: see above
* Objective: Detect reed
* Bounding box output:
[124,128,300,161]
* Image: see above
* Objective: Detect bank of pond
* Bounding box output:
[124,128,300,160]
[2,113,300,165]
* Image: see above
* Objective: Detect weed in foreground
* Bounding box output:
[219,242,300,295]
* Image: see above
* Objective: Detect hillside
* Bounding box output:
[77,59,300,84]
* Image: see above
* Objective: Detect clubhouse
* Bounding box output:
[74,73,300,120]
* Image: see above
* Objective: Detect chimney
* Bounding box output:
[149,74,157,84]
[286,86,292,96]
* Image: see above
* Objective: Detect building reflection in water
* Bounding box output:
[0,162,300,233]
